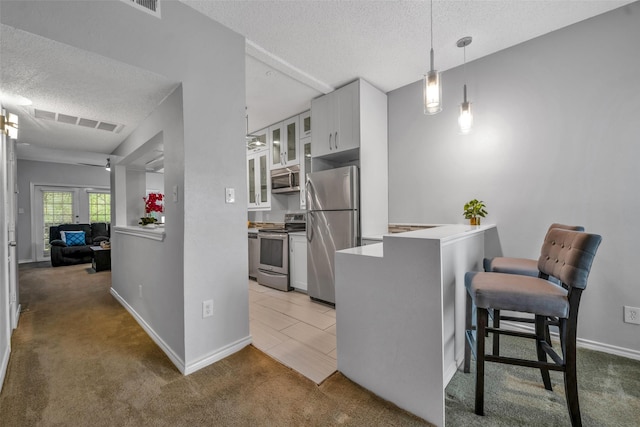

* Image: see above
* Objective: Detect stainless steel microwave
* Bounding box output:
[271,165,300,194]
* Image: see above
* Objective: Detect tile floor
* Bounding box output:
[249,279,337,384]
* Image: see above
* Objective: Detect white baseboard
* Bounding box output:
[502,321,640,362]
[18,259,34,264]
[184,336,252,375]
[110,288,186,373]
[0,342,9,394]
[576,337,640,361]
[110,288,252,375]
[13,304,21,330]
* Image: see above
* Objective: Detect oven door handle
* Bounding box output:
[259,232,288,240]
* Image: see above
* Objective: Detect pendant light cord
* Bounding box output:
[463,44,467,102]
[430,0,433,50]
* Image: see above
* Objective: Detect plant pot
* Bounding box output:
[470,217,480,226]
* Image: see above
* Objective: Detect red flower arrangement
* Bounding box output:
[139,192,164,226]
[144,192,164,214]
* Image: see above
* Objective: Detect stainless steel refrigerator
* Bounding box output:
[306,165,359,305]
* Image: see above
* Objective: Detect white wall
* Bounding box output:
[16,160,110,262]
[3,1,248,372]
[388,3,640,356]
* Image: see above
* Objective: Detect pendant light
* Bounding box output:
[423,0,442,115]
[457,36,473,134]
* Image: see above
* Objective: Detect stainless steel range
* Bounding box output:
[257,213,306,291]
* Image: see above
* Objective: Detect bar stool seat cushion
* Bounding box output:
[466,272,569,318]
[483,257,538,276]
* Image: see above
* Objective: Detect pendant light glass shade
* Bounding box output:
[458,85,473,134]
[423,1,442,115]
[424,50,442,115]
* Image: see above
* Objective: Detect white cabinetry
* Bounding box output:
[289,233,307,292]
[270,116,299,168]
[247,127,268,153]
[311,81,358,158]
[247,148,271,210]
[299,136,311,209]
[310,78,389,239]
[300,110,311,138]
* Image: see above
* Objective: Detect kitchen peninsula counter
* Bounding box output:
[335,224,496,427]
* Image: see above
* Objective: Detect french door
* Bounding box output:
[33,186,111,261]
[34,187,79,261]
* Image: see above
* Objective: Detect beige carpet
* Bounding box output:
[0,263,430,426]
[3,262,640,426]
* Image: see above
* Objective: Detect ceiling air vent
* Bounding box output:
[32,108,125,134]
[120,0,161,18]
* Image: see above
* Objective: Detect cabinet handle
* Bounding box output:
[329,133,333,150]
[334,132,338,149]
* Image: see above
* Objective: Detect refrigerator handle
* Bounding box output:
[307,212,314,243]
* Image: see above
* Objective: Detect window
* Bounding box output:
[89,192,111,223]
[42,191,75,254]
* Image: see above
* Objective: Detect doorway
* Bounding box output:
[32,185,110,262]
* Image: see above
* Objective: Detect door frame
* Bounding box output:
[30,183,111,262]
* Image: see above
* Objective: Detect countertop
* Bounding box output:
[349,224,494,257]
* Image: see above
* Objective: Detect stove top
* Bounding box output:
[259,212,306,233]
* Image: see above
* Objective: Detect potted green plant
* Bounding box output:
[463,199,488,226]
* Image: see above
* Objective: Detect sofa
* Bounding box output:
[49,223,110,267]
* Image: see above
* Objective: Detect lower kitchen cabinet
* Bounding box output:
[289,233,307,292]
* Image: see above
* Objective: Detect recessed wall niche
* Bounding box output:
[116,131,164,226]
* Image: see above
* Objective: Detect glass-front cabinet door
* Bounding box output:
[248,156,256,205]
[300,110,311,138]
[270,117,299,168]
[247,128,268,153]
[284,116,299,166]
[247,149,271,210]
[299,136,311,209]
[270,122,284,167]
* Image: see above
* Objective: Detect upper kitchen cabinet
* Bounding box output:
[300,110,311,138]
[311,78,388,238]
[247,148,271,210]
[299,136,312,209]
[311,80,357,158]
[247,128,268,153]
[270,116,300,168]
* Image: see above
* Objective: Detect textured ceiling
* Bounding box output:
[1,1,635,165]
[0,24,178,166]
[184,0,635,132]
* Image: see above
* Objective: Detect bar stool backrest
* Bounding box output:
[537,228,602,290]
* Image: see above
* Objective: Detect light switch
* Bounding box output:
[225,187,235,203]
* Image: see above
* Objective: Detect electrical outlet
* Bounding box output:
[203,299,214,318]
[624,306,640,325]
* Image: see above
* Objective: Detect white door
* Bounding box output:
[7,138,19,328]
[1,116,11,355]
[33,187,79,261]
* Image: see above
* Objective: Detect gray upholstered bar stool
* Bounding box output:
[483,223,585,354]
[464,228,602,427]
